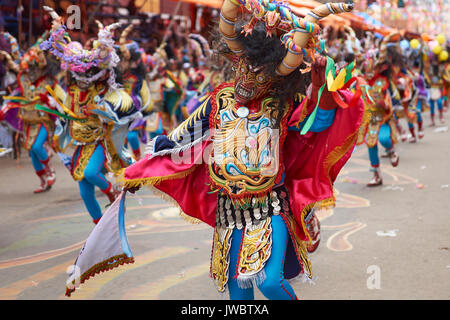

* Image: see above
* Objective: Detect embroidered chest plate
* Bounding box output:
[67,85,105,144]
[209,85,291,207]
[368,76,389,105]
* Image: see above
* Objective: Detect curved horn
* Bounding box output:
[375,32,400,67]
[189,34,211,59]
[43,5,60,20]
[95,20,104,30]
[344,25,356,40]
[119,24,133,60]
[0,50,19,73]
[120,24,134,45]
[344,26,361,60]
[106,22,124,32]
[2,32,20,61]
[277,2,354,76]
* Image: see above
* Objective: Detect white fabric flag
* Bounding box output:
[65,192,134,296]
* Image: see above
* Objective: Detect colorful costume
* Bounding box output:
[357,33,400,186]
[392,67,419,143]
[41,8,139,224]
[0,32,21,158]
[65,1,363,300]
[411,68,428,139]
[116,25,154,161]
[162,63,185,131]
[428,70,445,125]
[0,34,58,193]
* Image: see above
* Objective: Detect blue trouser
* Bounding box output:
[74,143,110,221]
[127,130,140,152]
[228,215,296,300]
[29,125,49,172]
[430,98,443,115]
[408,100,424,129]
[368,123,393,167]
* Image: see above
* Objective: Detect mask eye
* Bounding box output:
[256,74,266,83]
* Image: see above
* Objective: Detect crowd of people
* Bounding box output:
[0,0,448,301]
[323,24,449,186]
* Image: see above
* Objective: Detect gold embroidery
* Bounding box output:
[70,115,104,144]
[210,226,233,293]
[72,144,97,181]
[23,123,41,150]
[66,85,106,144]
[20,107,52,124]
[365,122,381,148]
[238,217,272,277]
[104,122,123,174]
[209,87,289,204]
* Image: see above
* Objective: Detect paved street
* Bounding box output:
[0,112,449,300]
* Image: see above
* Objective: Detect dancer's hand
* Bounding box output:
[310,54,338,110]
[124,185,141,194]
[38,93,50,105]
[311,54,328,88]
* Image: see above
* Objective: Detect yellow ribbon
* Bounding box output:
[45,85,80,119]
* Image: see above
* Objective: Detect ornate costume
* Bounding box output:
[40,7,139,224]
[357,32,401,187]
[65,0,364,300]
[0,33,58,193]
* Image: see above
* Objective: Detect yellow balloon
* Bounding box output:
[437,34,446,45]
[440,50,449,62]
[410,39,420,49]
[433,44,442,55]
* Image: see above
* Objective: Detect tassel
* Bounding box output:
[236,269,267,289]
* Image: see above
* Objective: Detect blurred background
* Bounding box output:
[0,0,448,52]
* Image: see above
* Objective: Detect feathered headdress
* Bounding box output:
[40,6,123,89]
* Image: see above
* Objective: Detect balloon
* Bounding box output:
[437,34,446,45]
[421,33,430,42]
[400,39,410,51]
[410,39,420,49]
[429,40,438,49]
[432,44,442,55]
[439,50,449,62]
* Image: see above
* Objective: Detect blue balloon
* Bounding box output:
[400,39,410,51]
